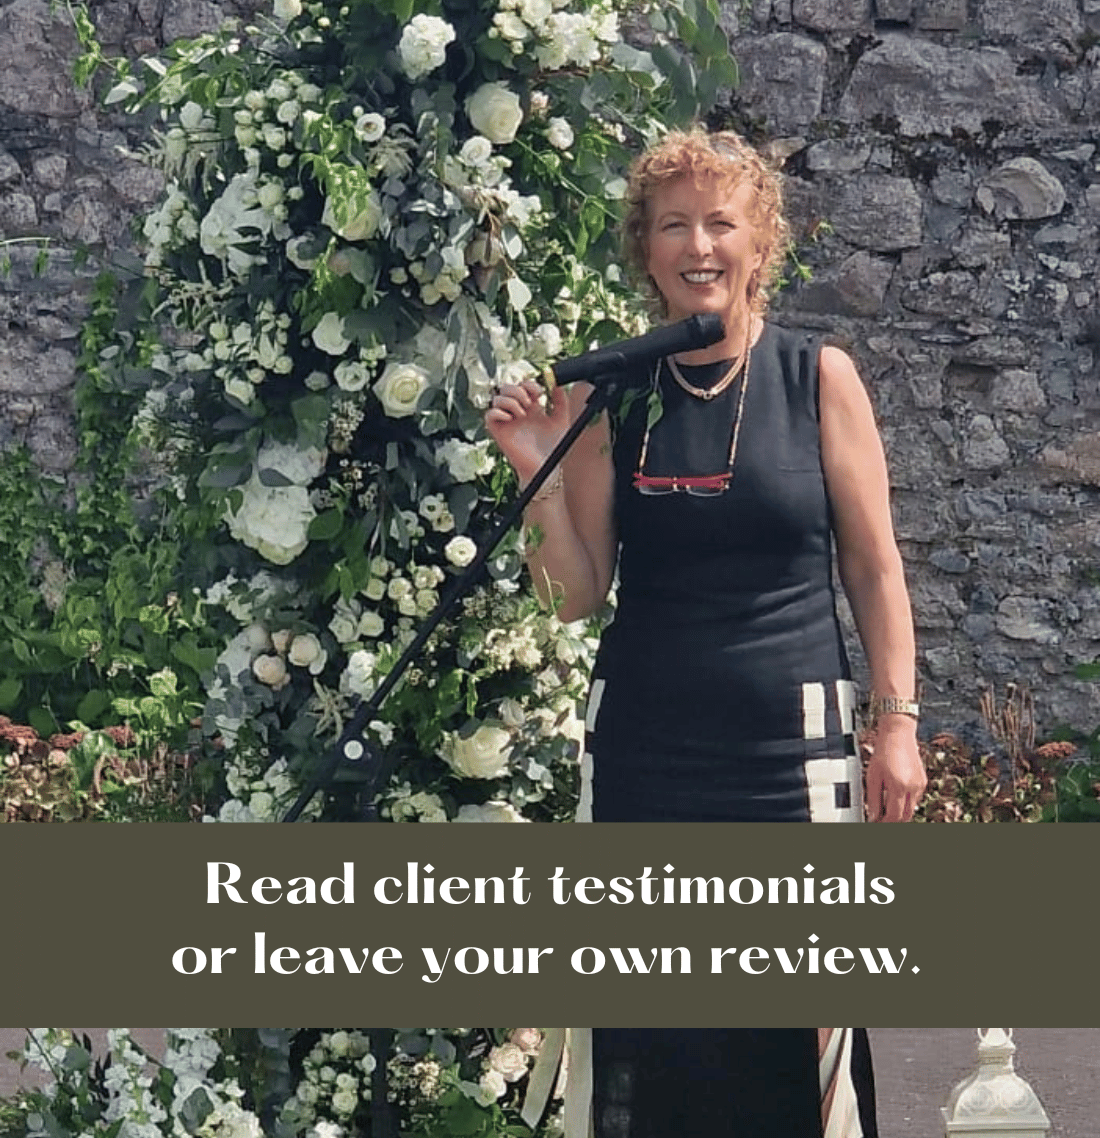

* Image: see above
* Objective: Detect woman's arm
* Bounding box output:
[486,380,617,622]
[818,345,927,822]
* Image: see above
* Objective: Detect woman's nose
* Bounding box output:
[687,223,712,255]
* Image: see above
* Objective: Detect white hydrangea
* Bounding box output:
[397,13,456,80]
[226,481,316,565]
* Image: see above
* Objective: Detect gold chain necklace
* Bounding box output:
[665,319,753,401]
[666,351,743,400]
[632,340,753,495]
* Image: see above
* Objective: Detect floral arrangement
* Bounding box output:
[2,1029,556,1138]
[74,0,735,821]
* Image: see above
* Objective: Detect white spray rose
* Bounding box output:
[274,0,302,21]
[374,361,430,417]
[252,653,289,689]
[397,14,455,80]
[358,611,385,637]
[475,1069,508,1104]
[444,723,513,779]
[466,82,523,145]
[510,1028,543,1054]
[547,117,574,150]
[489,1043,529,1082]
[288,632,326,674]
[444,535,477,567]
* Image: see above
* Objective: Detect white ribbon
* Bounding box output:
[521,1028,593,1138]
[820,1027,862,1138]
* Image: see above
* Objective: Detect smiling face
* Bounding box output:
[644,177,764,332]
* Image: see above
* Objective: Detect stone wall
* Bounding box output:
[726,0,1100,734]
[1,0,1098,736]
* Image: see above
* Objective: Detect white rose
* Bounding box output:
[460,135,493,166]
[444,722,512,779]
[397,13,455,80]
[288,632,326,673]
[322,191,383,242]
[444,535,477,567]
[274,0,302,20]
[342,649,377,699]
[374,361,430,418]
[489,1043,529,1082]
[329,599,361,644]
[252,653,289,688]
[547,117,573,150]
[328,1031,351,1057]
[312,311,350,356]
[466,82,523,145]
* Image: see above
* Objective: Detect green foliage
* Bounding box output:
[10,0,743,821]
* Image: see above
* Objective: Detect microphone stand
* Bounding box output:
[282,366,629,822]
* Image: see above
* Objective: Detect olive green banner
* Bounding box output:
[1,824,1091,1025]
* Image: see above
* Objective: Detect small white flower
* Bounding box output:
[466,82,523,145]
[547,116,574,150]
[273,0,302,20]
[355,112,386,143]
[444,535,477,567]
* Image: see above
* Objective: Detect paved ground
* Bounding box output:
[2,1028,1096,1136]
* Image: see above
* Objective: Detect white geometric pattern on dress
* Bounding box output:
[805,756,863,823]
[576,751,594,824]
[802,681,827,740]
[585,677,606,733]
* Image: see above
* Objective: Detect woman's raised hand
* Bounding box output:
[484,378,573,484]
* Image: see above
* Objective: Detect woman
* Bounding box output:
[486,128,925,824]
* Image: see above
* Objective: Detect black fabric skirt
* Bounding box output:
[591,1028,877,1138]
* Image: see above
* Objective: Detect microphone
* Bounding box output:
[545,313,725,389]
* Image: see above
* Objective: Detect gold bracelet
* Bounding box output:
[526,467,564,503]
[870,693,920,721]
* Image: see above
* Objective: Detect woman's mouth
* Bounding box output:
[681,270,723,284]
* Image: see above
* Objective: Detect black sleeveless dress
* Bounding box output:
[583,322,861,823]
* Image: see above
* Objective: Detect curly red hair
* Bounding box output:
[622,128,790,317]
